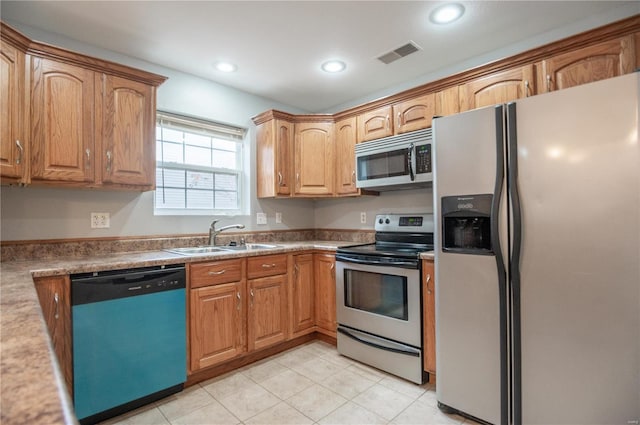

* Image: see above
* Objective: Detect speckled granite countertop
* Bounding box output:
[0,241,355,425]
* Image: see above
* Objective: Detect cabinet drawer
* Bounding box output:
[247,254,288,279]
[190,259,244,288]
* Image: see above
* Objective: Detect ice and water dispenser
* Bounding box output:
[441,194,493,254]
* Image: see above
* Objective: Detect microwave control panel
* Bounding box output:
[416,144,432,174]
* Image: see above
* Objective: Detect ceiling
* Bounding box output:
[2,1,638,112]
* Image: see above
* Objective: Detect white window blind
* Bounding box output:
[154,111,247,215]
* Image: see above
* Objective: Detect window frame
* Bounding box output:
[154,111,248,216]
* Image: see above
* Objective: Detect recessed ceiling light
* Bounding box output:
[215,61,237,73]
[321,60,346,73]
[429,3,465,24]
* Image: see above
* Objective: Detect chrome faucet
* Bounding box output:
[209,220,245,246]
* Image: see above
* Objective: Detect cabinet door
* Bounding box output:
[100,74,155,187]
[460,65,535,111]
[291,253,315,335]
[256,119,293,198]
[435,86,460,117]
[248,274,288,351]
[357,105,393,142]
[34,275,73,394]
[0,41,26,180]
[30,57,95,183]
[314,253,336,334]
[190,281,245,371]
[294,121,334,196]
[335,117,358,196]
[393,94,435,134]
[422,260,436,374]
[538,35,635,93]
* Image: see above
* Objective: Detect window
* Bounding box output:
[155,111,247,215]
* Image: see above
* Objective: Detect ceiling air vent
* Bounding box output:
[377,41,421,65]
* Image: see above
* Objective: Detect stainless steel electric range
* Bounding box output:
[335,213,434,384]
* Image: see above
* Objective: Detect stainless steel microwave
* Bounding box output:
[355,128,432,191]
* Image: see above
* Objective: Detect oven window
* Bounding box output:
[357,149,408,180]
[344,269,408,321]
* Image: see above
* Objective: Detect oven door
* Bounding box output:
[336,258,421,347]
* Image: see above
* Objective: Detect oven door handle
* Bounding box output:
[335,255,417,268]
[337,327,420,357]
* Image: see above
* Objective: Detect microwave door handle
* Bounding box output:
[407,143,415,181]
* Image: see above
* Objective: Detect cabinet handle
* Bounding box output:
[278,171,284,186]
[546,75,552,92]
[208,269,226,275]
[330,263,335,272]
[296,173,300,185]
[524,80,530,97]
[250,289,254,307]
[54,293,59,319]
[106,150,112,173]
[426,274,432,295]
[386,115,390,130]
[351,170,356,184]
[15,140,23,165]
[261,263,276,268]
[236,291,241,311]
[85,148,91,169]
[294,264,299,278]
[397,112,401,128]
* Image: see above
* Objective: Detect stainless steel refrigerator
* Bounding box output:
[432,73,640,425]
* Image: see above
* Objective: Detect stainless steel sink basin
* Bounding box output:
[219,243,280,251]
[165,244,280,255]
[164,246,228,255]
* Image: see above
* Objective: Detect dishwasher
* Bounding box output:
[71,264,186,425]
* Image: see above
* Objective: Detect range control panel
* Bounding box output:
[375,213,434,233]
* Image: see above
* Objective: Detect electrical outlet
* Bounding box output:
[256,212,267,225]
[275,212,282,224]
[91,212,110,229]
[360,212,367,224]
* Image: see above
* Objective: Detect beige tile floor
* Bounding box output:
[101,341,476,425]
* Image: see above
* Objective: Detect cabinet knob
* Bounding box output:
[15,140,23,165]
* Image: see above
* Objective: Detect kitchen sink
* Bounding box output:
[164,246,228,255]
[165,244,280,255]
[219,243,280,251]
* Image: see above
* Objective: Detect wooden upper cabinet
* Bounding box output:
[30,57,95,183]
[34,275,73,395]
[256,118,293,198]
[294,121,334,196]
[100,74,155,188]
[0,40,26,182]
[393,94,435,134]
[435,86,460,117]
[460,65,535,112]
[537,35,636,93]
[357,105,393,142]
[335,117,358,196]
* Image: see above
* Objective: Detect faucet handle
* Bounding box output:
[210,219,219,230]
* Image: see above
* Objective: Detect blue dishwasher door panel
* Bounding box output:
[73,288,186,420]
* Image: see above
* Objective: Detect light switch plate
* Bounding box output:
[360,212,367,224]
[256,212,267,225]
[275,212,282,224]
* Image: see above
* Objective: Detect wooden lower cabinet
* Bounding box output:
[248,274,288,351]
[291,253,315,336]
[422,259,436,374]
[190,281,245,371]
[33,275,73,394]
[314,252,336,335]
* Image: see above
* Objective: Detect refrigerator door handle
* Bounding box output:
[491,105,509,425]
[507,102,523,425]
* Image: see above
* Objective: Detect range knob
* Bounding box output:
[385,218,391,224]
[378,218,384,224]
